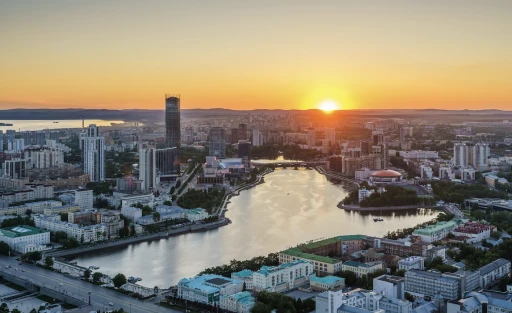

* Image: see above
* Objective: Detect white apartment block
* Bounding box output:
[252,130,263,147]
[341,261,384,278]
[74,189,93,210]
[454,143,469,168]
[253,260,313,292]
[82,124,105,182]
[470,143,490,171]
[231,270,254,290]
[0,200,62,216]
[34,212,123,243]
[398,257,425,272]
[399,151,438,159]
[24,147,64,169]
[478,258,511,289]
[0,184,54,205]
[121,206,142,223]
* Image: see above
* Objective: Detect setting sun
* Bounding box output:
[318,100,339,113]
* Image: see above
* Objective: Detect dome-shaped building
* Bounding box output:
[370,169,402,183]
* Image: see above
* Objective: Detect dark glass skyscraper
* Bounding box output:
[165,94,180,148]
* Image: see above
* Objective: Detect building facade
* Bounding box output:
[82,124,105,182]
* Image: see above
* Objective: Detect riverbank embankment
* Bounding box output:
[46,218,230,258]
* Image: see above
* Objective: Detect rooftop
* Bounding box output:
[256,260,310,277]
[310,275,344,285]
[232,269,254,278]
[0,225,49,238]
[413,220,458,236]
[479,258,510,276]
[343,261,380,268]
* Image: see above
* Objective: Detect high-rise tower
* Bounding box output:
[82,124,105,182]
[165,94,180,148]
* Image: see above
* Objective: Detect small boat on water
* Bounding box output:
[53,121,59,123]
[373,217,384,222]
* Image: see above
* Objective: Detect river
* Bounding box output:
[74,168,438,288]
[0,120,124,131]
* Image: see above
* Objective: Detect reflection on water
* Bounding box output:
[75,169,438,287]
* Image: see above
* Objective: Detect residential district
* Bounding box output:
[0,103,511,312]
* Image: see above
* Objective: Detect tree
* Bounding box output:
[93,272,103,283]
[0,241,10,256]
[59,213,69,222]
[405,292,414,302]
[336,270,357,286]
[83,269,91,279]
[171,194,177,201]
[395,269,406,277]
[113,273,127,288]
[25,251,42,262]
[30,309,37,313]
[491,231,502,240]
[498,277,508,291]
[152,212,161,223]
[252,302,270,313]
[45,256,54,268]
[0,303,8,313]
[242,281,247,291]
[55,231,68,241]
[119,228,129,238]
[11,309,21,313]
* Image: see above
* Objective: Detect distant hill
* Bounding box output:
[0,108,511,121]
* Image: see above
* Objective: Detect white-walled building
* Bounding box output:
[398,257,425,272]
[139,144,157,191]
[219,291,255,313]
[0,225,50,253]
[341,261,384,278]
[252,130,263,147]
[178,274,243,305]
[0,200,62,216]
[358,187,375,203]
[412,220,459,243]
[74,189,93,211]
[231,270,254,290]
[253,259,313,292]
[454,143,469,168]
[420,165,433,180]
[24,147,64,169]
[121,206,142,223]
[373,275,405,300]
[478,258,511,289]
[452,222,492,243]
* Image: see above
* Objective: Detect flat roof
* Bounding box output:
[0,225,49,238]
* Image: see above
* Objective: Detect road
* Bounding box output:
[0,257,177,313]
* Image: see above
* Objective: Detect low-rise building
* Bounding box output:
[358,187,374,203]
[341,261,384,278]
[447,291,512,313]
[452,222,492,243]
[373,275,405,300]
[253,259,313,292]
[279,235,365,275]
[404,269,459,300]
[231,269,254,290]
[121,206,142,223]
[412,220,459,243]
[184,208,210,221]
[310,275,345,291]
[0,225,51,253]
[0,200,62,216]
[478,258,511,288]
[398,257,425,272]
[43,204,80,216]
[178,274,243,305]
[219,291,255,313]
[364,237,430,258]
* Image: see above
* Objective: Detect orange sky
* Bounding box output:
[1,1,511,111]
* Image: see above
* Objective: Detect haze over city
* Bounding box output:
[1,0,512,111]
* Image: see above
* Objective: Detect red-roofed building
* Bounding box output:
[452,222,492,243]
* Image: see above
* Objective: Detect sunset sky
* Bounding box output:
[1,0,511,111]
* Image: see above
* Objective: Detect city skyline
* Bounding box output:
[1,0,511,111]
